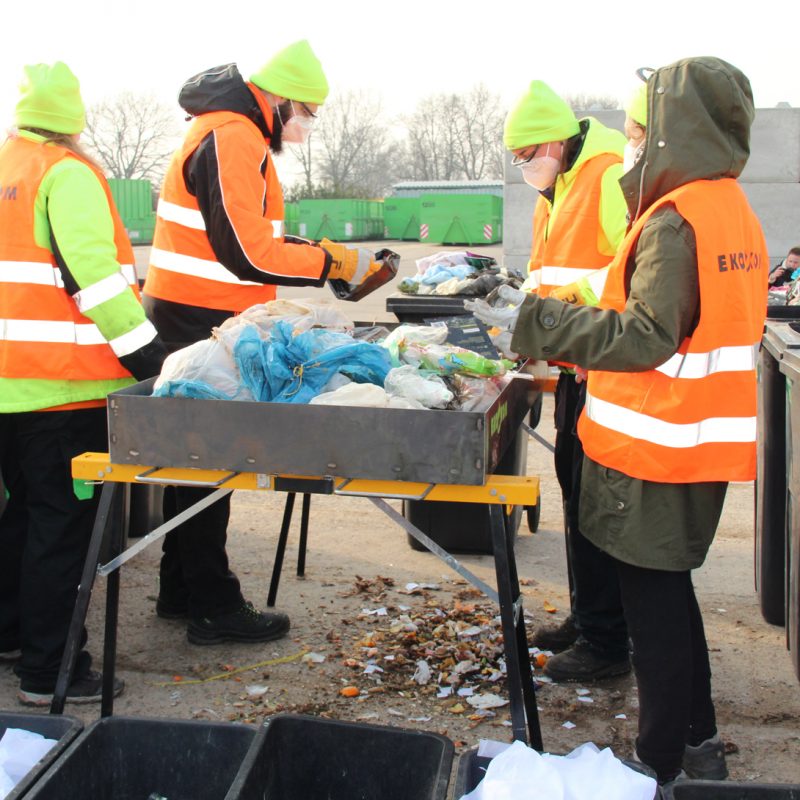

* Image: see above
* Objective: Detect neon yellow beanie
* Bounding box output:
[15,61,86,134]
[625,82,648,126]
[250,40,329,105]
[504,80,579,150]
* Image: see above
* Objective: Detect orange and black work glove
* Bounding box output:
[320,238,381,285]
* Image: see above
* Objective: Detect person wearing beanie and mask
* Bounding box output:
[473,56,766,787]
[501,80,631,683]
[0,62,167,705]
[142,40,377,646]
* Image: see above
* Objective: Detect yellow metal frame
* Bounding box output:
[72,452,539,506]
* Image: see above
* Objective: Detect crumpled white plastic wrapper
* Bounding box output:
[460,740,656,800]
[384,366,453,409]
[153,338,255,401]
[215,298,353,348]
[309,383,389,407]
[0,728,58,799]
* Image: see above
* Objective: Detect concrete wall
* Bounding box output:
[503,108,800,272]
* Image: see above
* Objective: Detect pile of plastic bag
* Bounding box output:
[153,299,516,412]
[460,740,656,800]
[398,251,524,297]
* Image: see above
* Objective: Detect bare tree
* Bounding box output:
[288,90,397,198]
[564,93,621,111]
[402,93,462,181]
[453,84,505,180]
[83,92,181,182]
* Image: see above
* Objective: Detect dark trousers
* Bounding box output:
[615,560,717,782]
[159,484,243,619]
[554,373,628,657]
[0,408,106,690]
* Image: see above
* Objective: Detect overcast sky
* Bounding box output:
[3,0,797,183]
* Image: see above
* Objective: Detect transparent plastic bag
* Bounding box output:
[384,365,454,409]
[309,383,389,407]
[381,324,449,367]
[448,373,503,412]
[152,338,254,401]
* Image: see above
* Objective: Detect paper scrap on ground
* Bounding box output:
[467,693,508,710]
[562,721,577,729]
[460,740,657,800]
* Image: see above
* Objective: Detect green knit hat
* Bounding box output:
[504,80,579,149]
[15,62,86,134]
[250,40,329,105]
[625,82,648,126]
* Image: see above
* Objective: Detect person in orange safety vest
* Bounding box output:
[142,41,377,646]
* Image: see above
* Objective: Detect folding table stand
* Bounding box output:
[52,455,542,749]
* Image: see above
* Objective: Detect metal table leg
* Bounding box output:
[101,483,128,716]
[50,482,118,714]
[489,504,542,748]
[296,494,311,577]
[267,492,296,607]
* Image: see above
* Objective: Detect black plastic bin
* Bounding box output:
[0,711,83,800]
[665,780,800,799]
[225,714,453,800]
[385,294,471,324]
[452,746,657,799]
[23,715,256,800]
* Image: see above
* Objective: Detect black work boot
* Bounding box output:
[187,601,290,646]
[543,638,631,682]
[531,614,578,653]
[682,734,728,780]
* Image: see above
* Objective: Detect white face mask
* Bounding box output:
[281,100,315,144]
[520,156,561,191]
[623,140,645,173]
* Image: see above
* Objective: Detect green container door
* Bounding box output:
[108,179,156,245]
[419,194,503,245]
[384,197,420,240]
[298,199,385,241]
[284,202,300,236]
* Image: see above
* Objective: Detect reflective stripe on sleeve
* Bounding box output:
[272,219,284,238]
[654,344,759,380]
[350,247,373,286]
[108,318,158,357]
[157,199,207,230]
[0,261,137,290]
[73,272,131,313]
[585,392,757,448]
[540,266,598,286]
[149,247,262,286]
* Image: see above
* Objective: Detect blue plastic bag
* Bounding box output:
[234,321,392,403]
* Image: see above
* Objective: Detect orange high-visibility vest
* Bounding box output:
[0,136,139,382]
[578,178,768,483]
[528,151,620,298]
[145,107,323,312]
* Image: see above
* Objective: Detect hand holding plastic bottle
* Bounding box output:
[464,284,527,331]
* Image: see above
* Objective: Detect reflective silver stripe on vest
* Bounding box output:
[654,343,759,380]
[157,199,207,230]
[149,247,263,286]
[585,392,756,448]
[1,319,106,345]
[540,266,598,286]
[73,272,131,313]
[0,261,137,290]
[108,319,158,357]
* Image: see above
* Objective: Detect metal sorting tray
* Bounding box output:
[107,375,536,486]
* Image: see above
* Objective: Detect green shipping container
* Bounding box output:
[108,179,156,245]
[298,199,384,241]
[418,194,503,245]
[383,197,420,240]
[284,202,300,236]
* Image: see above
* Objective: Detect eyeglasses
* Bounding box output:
[299,102,318,119]
[510,144,542,168]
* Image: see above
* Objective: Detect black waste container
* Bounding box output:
[781,343,800,681]
[452,745,657,799]
[225,714,453,800]
[665,780,800,799]
[24,716,256,800]
[387,294,537,554]
[0,712,83,800]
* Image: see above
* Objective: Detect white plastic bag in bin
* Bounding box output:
[461,740,656,800]
[384,365,453,409]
